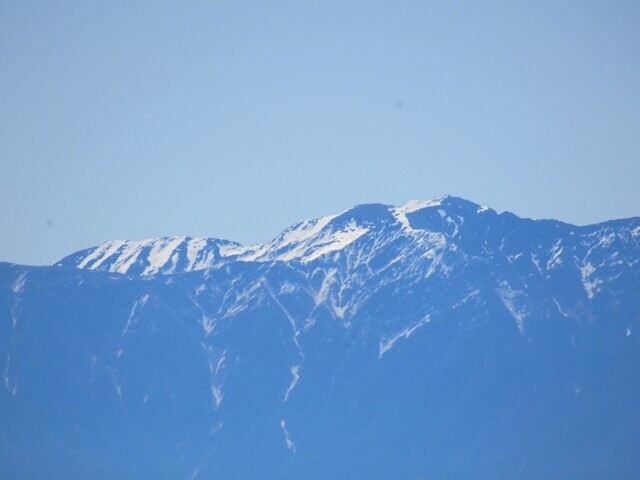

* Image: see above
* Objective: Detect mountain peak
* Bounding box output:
[54,196,501,274]
[57,196,637,276]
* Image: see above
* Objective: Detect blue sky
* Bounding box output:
[1,1,639,265]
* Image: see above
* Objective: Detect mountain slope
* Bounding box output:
[3,196,640,480]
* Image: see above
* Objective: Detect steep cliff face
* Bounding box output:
[2,196,640,479]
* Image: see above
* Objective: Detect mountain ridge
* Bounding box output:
[2,195,640,479]
[55,195,640,278]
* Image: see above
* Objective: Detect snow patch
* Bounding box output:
[215,353,226,375]
[3,354,16,395]
[547,241,564,270]
[122,294,149,336]
[241,215,336,262]
[185,238,208,269]
[332,303,346,319]
[392,197,443,231]
[279,281,298,294]
[262,279,302,350]
[601,234,615,248]
[109,372,122,399]
[211,386,223,408]
[496,281,527,335]
[579,262,602,299]
[302,220,368,262]
[143,237,185,274]
[11,272,27,294]
[379,315,431,358]
[77,240,125,269]
[110,240,149,273]
[201,315,215,336]
[507,253,522,264]
[553,298,569,318]
[284,365,300,402]
[271,216,336,250]
[280,420,296,453]
[73,237,244,275]
[531,255,543,276]
[445,215,459,236]
[314,268,337,305]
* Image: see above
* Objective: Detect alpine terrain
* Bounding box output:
[1,195,639,479]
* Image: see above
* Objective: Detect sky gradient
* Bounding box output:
[1,0,639,265]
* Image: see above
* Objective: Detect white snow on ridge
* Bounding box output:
[301,221,369,262]
[403,198,444,213]
[240,215,336,262]
[392,198,443,231]
[239,215,337,261]
[67,197,457,273]
[186,237,210,270]
[218,242,251,257]
[77,240,126,270]
[71,237,243,275]
[240,215,369,264]
[63,196,562,276]
[143,237,184,275]
[110,241,146,273]
[271,215,337,250]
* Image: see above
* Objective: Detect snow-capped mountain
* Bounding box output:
[58,196,640,295]
[58,198,453,272]
[2,196,640,480]
[57,236,245,275]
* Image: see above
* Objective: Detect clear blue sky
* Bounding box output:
[1,1,639,265]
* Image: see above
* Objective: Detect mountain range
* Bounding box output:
[1,195,639,479]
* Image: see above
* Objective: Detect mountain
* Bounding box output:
[2,196,640,480]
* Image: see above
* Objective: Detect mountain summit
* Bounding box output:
[2,196,640,479]
[57,196,484,273]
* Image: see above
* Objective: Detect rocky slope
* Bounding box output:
[2,196,640,479]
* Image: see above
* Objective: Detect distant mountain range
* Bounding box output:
[2,196,639,479]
